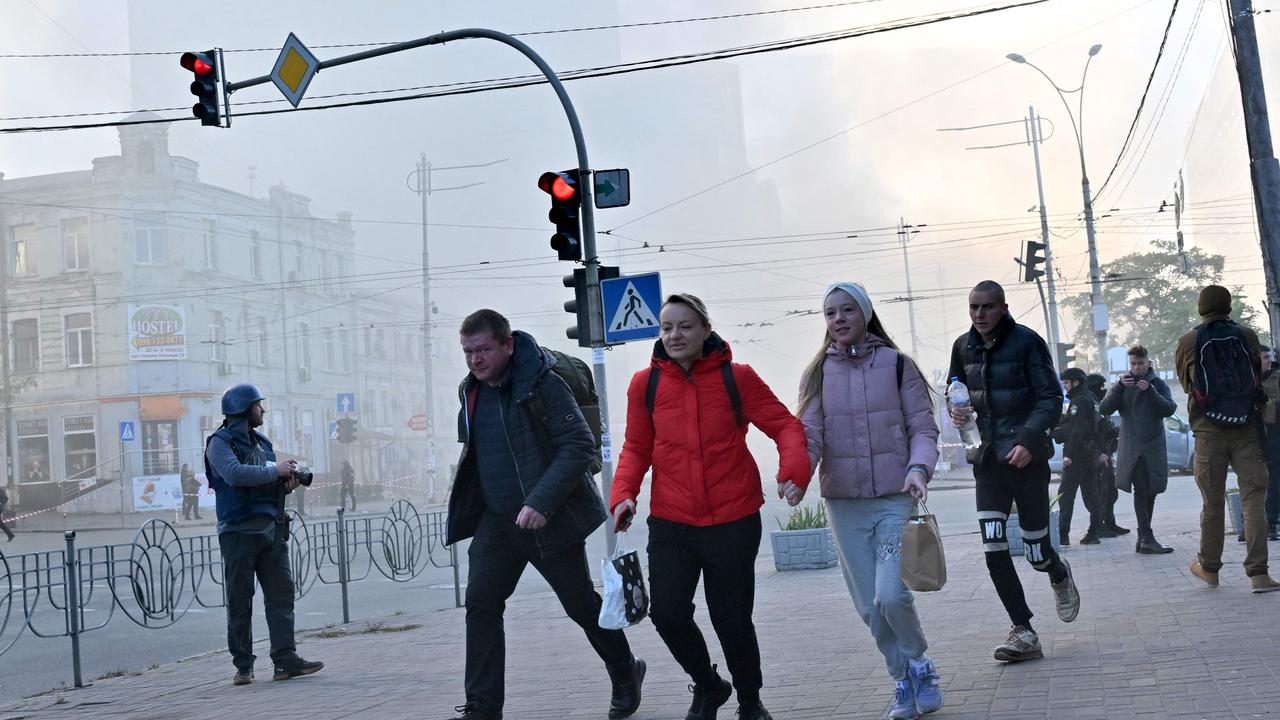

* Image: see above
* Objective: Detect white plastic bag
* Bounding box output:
[598,533,649,630]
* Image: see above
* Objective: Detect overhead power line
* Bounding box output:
[0,0,1050,134]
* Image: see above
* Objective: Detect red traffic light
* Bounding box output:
[180,52,215,77]
[538,171,577,203]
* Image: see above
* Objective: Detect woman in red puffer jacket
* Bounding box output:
[610,293,809,720]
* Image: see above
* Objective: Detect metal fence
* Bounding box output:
[0,500,458,688]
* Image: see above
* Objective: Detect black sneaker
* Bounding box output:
[736,700,773,720]
[1096,525,1119,538]
[272,658,324,681]
[450,705,501,720]
[1108,522,1131,535]
[232,669,253,686]
[686,665,733,720]
[1079,531,1101,545]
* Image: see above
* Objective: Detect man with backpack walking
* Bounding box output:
[445,309,644,720]
[1175,285,1279,593]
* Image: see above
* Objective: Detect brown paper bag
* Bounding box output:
[900,500,946,592]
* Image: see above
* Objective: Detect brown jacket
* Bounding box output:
[1175,313,1263,434]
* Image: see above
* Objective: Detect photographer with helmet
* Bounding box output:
[205,383,324,686]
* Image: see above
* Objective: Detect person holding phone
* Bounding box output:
[610,293,809,720]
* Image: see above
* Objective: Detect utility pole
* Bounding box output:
[898,218,920,357]
[0,174,13,493]
[407,155,505,501]
[1227,0,1280,341]
[1026,106,1063,358]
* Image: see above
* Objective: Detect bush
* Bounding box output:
[777,504,828,531]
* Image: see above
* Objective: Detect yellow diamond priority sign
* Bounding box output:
[271,33,318,108]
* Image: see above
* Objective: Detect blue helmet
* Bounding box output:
[221,383,265,416]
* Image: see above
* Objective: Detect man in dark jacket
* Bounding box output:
[948,281,1079,664]
[0,485,14,541]
[1099,345,1177,554]
[446,309,643,720]
[1175,285,1278,592]
[1087,373,1129,537]
[339,460,356,511]
[205,383,324,685]
[1054,368,1105,545]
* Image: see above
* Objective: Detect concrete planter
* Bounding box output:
[770,527,838,571]
[1006,510,1062,556]
[1227,491,1244,535]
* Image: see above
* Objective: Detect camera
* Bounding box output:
[293,467,314,487]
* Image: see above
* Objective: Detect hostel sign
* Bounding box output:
[128,304,187,360]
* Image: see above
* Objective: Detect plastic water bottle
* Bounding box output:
[947,377,982,450]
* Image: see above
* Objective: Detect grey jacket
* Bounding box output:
[1099,370,1176,493]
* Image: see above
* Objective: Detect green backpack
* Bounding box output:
[525,348,604,476]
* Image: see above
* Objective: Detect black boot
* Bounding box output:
[1097,524,1119,538]
[1270,523,1280,542]
[686,665,732,720]
[1107,514,1131,535]
[608,657,645,720]
[736,700,774,720]
[1059,531,1071,547]
[1137,530,1173,554]
[1079,528,1101,545]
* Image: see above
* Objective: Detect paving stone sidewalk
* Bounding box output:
[1,507,1276,720]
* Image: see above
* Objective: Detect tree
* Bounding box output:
[1064,239,1260,372]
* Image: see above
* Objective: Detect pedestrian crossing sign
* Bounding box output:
[119,421,136,442]
[601,272,662,344]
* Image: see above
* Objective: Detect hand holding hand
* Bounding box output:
[777,480,804,507]
[1006,445,1032,468]
[612,499,636,532]
[515,505,547,530]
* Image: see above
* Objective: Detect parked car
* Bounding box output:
[1050,413,1195,475]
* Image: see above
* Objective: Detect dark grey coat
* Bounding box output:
[1099,369,1177,494]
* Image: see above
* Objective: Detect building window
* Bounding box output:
[375,328,385,357]
[324,328,336,371]
[297,321,311,370]
[64,312,93,367]
[63,416,97,482]
[363,326,373,356]
[381,390,391,425]
[135,213,167,265]
[299,410,316,465]
[62,217,90,271]
[141,420,178,475]
[320,251,333,292]
[339,328,351,373]
[269,410,286,448]
[202,218,218,270]
[16,418,50,484]
[209,310,226,365]
[11,224,35,275]
[250,231,262,279]
[255,318,268,367]
[13,318,39,372]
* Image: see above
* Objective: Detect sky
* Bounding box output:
[0,0,1273,437]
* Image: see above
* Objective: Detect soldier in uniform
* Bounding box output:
[1054,368,1106,545]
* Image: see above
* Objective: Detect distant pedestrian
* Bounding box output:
[1054,368,1107,545]
[947,280,1080,663]
[445,310,643,720]
[1099,346,1177,554]
[340,460,357,511]
[797,282,943,720]
[205,383,324,685]
[180,463,202,520]
[0,485,14,541]
[611,293,809,720]
[1087,373,1129,536]
[1249,346,1280,542]
[1175,285,1279,592]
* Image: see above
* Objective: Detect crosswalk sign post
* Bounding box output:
[601,272,663,344]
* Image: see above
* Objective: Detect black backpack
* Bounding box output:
[525,348,604,475]
[1193,319,1260,427]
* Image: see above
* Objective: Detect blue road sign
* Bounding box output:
[602,272,662,344]
[119,421,136,442]
[328,421,339,441]
[336,393,357,414]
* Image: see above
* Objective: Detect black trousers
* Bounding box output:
[340,483,357,511]
[1128,458,1161,533]
[464,513,632,716]
[0,498,13,539]
[647,512,763,703]
[975,459,1068,629]
[1099,459,1120,523]
[219,530,298,672]
[1058,457,1101,535]
[182,492,199,519]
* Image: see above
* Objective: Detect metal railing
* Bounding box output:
[0,500,459,688]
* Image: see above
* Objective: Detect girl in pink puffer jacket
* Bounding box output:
[796,282,942,720]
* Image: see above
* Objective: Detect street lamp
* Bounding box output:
[1007,45,1108,367]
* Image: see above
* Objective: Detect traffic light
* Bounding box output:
[538,170,582,261]
[180,49,225,127]
[1056,342,1076,370]
[563,265,619,347]
[337,417,358,444]
[1023,240,1046,282]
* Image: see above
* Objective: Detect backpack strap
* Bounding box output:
[647,364,746,427]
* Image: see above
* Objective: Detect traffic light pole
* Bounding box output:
[225,29,617,549]
[1026,106,1062,367]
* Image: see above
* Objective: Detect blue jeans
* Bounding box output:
[826,494,928,681]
